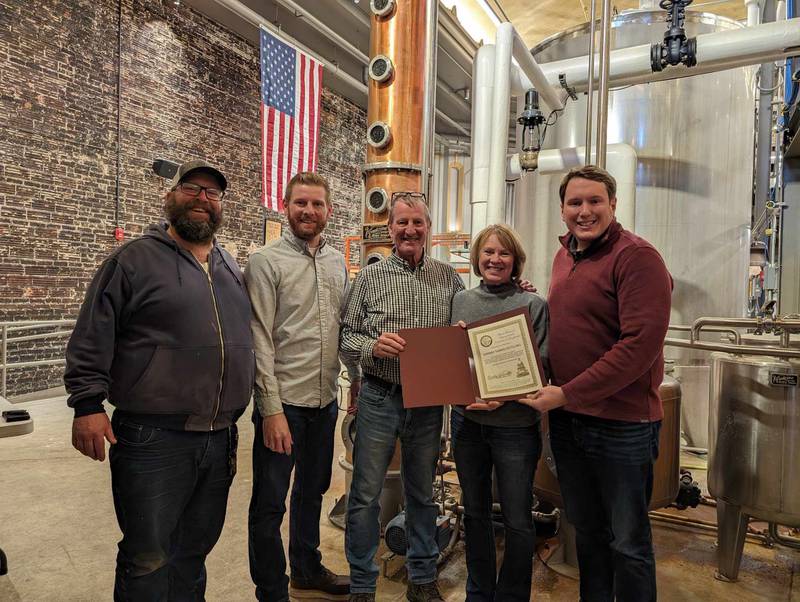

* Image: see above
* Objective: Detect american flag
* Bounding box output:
[260,28,323,211]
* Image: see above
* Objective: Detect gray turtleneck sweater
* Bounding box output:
[450,281,550,427]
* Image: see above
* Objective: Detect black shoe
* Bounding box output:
[406,581,444,602]
[348,594,376,602]
[290,566,350,600]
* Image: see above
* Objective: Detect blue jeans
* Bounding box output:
[248,401,338,601]
[451,411,541,602]
[549,409,661,602]
[345,377,444,593]
[109,413,237,602]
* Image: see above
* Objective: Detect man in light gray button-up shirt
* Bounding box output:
[245,172,360,601]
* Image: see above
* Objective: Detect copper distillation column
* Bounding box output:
[362,0,437,265]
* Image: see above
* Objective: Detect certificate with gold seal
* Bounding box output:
[399,307,545,407]
[466,310,543,400]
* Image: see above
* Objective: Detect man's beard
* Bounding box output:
[288,213,326,240]
[165,197,222,243]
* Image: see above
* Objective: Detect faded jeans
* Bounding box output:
[345,376,443,594]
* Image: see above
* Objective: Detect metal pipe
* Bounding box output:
[488,32,514,224]
[769,522,800,549]
[3,319,76,331]
[595,0,613,167]
[664,337,800,358]
[6,331,73,345]
[538,18,800,92]
[690,316,800,343]
[667,324,742,344]
[585,0,598,163]
[421,0,439,201]
[502,24,565,111]
[272,0,368,65]
[649,511,769,544]
[745,0,762,26]
[469,44,496,258]
[2,325,7,399]
[755,2,778,221]
[436,112,470,138]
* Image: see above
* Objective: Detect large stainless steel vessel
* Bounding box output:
[708,353,800,580]
[516,10,755,326]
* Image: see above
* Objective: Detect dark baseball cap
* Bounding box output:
[170,159,227,191]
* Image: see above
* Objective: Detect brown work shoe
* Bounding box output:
[406,581,444,602]
[290,566,350,600]
[348,594,376,602]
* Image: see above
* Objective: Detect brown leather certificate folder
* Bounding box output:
[399,307,545,408]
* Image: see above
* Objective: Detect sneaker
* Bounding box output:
[290,566,350,600]
[406,581,444,602]
[349,594,376,602]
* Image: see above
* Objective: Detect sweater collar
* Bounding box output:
[559,220,622,260]
[479,280,518,295]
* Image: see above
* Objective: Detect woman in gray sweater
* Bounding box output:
[450,224,550,602]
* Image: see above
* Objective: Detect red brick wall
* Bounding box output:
[0,0,366,396]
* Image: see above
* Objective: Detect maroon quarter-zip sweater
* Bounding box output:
[548,221,673,422]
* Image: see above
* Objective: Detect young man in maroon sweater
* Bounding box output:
[520,165,672,601]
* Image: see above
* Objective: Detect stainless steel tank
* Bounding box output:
[516,10,755,326]
[535,373,682,510]
[708,353,800,580]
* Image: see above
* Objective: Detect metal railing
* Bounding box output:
[0,320,75,398]
[665,316,800,358]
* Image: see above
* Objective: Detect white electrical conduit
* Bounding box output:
[507,144,638,230]
[745,0,762,26]
[538,18,800,92]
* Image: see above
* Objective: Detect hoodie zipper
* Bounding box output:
[206,255,225,431]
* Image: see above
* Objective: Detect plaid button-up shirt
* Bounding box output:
[340,252,465,384]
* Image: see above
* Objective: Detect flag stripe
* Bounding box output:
[298,55,306,173]
[260,103,266,206]
[259,29,323,211]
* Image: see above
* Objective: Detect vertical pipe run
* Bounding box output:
[421,0,439,201]
[470,45,495,251]
[1,325,7,398]
[487,33,513,225]
[585,0,597,162]
[755,0,777,221]
[595,0,613,168]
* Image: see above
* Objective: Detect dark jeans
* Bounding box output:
[549,409,661,602]
[109,413,238,602]
[345,377,443,593]
[248,401,338,602]
[451,410,541,602]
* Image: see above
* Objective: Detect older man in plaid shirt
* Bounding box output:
[340,193,464,602]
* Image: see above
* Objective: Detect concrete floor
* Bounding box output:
[0,392,798,601]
